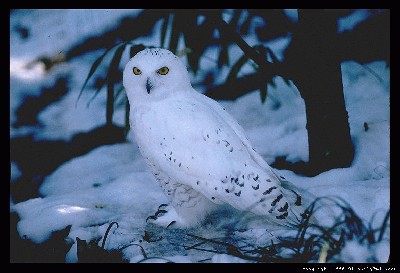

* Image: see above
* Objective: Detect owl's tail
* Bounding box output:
[278,178,321,228]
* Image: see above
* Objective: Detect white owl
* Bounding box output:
[123,48,312,229]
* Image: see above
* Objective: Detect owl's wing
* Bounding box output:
[197,93,317,203]
[194,92,280,178]
[194,92,317,224]
[142,91,312,227]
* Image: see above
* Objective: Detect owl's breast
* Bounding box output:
[130,97,256,184]
[130,101,192,157]
[129,105,160,157]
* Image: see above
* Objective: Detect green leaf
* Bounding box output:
[106,42,128,125]
[76,43,122,106]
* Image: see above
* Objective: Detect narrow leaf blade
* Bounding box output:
[160,14,171,48]
[226,54,249,83]
[106,42,128,125]
[168,12,180,54]
[86,81,105,108]
[266,46,280,64]
[76,43,121,106]
[130,44,146,58]
[260,84,268,104]
[124,98,130,137]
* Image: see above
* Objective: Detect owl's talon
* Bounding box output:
[155,209,168,217]
[158,204,168,210]
[167,221,176,228]
[146,215,157,222]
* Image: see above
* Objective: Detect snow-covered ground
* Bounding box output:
[10,10,389,263]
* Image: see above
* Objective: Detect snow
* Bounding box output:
[337,9,372,33]
[10,161,22,182]
[211,254,249,263]
[10,9,141,58]
[10,9,139,141]
[10,10,389,263]
[331,239,390,263]
[283,9,298,23]
[16,168,166,245]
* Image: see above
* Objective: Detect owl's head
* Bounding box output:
[123,48,192,104]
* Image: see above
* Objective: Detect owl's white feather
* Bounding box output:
[123,48,314,228]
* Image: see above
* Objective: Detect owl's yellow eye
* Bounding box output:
[133,67,142,75]
[157,67,169,75]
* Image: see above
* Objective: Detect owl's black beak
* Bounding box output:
[146,78,153,94]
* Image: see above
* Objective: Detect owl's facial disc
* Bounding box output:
[124,48,193,103]
[146,77,153,94]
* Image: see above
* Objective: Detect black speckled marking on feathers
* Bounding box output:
[271,194,283,206]
[276,211,289,220]
[277,202,288,212]
[263,186,277,195]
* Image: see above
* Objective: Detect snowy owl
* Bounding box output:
[123,48,312,229]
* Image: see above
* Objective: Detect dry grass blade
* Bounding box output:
[101,222,119,249]
[184,197,389,263]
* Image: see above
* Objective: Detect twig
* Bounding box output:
[119,243,148,259]
[101,221,119,249]
[186,233,237,249]
[185,246,226,255]
[186,233,271,262]
[136,257,174,263]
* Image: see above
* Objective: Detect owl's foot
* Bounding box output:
[146,204,189,228]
